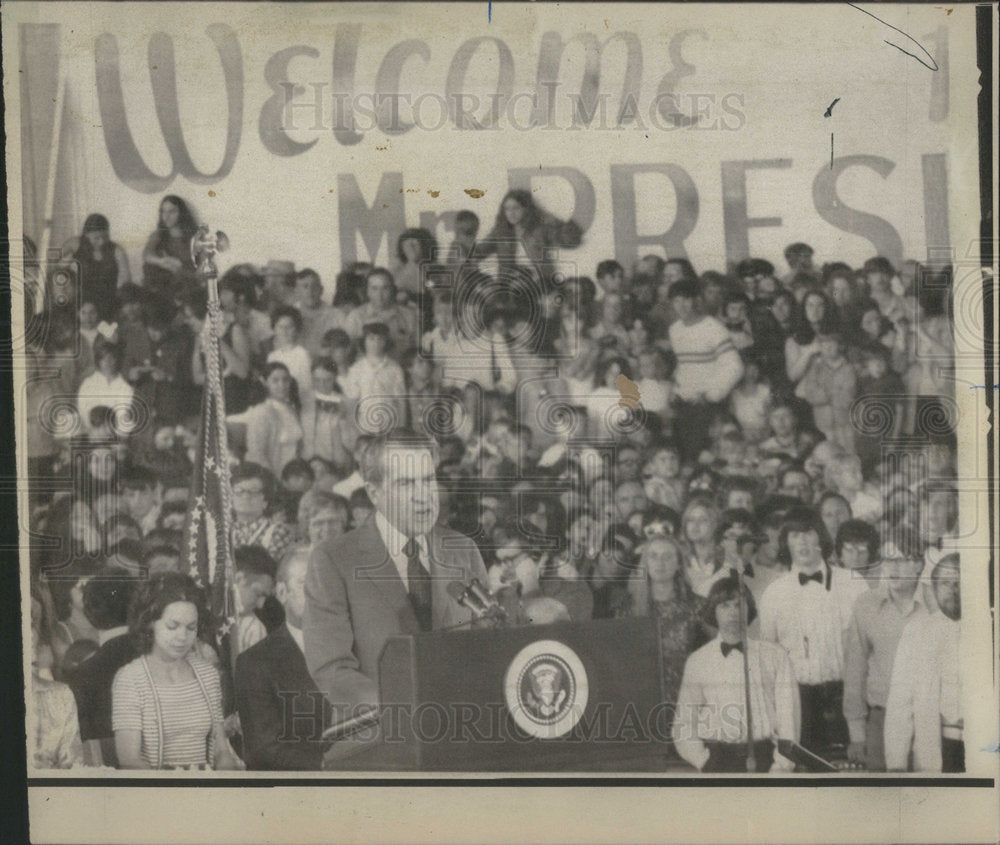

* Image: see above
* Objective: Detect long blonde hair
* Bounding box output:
[628,533,691,615]
[680,496,724,575]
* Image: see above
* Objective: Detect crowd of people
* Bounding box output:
[24,189,964,773]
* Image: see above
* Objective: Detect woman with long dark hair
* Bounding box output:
[142,196,199,297]
[60,214,132,321]
[393,227,438,300]
[476,189,582,287]
[784,289,838,384]
[187,284,257,415]
[112,572,241,770]
[244,361,303,478]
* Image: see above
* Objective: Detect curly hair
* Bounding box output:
[490,189,543,236]
[127,571,214,655]
[396,227,438,265]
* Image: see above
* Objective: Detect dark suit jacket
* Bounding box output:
[235,624,331,771]
[303,519,488,715]
[69,633,136,742]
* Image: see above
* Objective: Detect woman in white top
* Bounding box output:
[76,339,135,437]
[267,306,313,416]
[245,362,303,478]
[341,322,406,435]
[784,289,838,386]
[583,356,633,439]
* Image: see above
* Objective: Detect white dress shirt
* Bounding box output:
[673,637,800,771]
[759,564,866,685]
[884,614,961,772]
[374,511,429,590]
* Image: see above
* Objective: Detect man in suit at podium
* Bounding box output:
[303,428,489,756]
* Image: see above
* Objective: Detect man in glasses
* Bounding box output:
[230,462,295,563]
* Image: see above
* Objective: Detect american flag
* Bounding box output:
[184,291,237,629]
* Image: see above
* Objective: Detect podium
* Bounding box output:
[334,617,672,771]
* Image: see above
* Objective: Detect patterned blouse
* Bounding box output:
[231,516,295,562]
[648,592,710,709]
[32,674,83,769]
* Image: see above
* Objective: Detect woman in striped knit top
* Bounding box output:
[112,573,241,770]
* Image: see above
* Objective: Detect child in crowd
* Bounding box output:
[825,454,882,524]
[642,443,685,511]
[854,344,906,476]
[302,356,349,470]
[730,354,773,445]
[348,488,374,527]
[635,348,673,421]
[342,322,407,434]
[795,331,856,454]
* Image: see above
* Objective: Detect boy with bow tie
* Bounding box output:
[759,509,867,759]
[674,575,800,772]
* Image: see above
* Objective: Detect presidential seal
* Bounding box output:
[504,640,589,739]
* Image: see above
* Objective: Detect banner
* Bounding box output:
[12,2,970,287]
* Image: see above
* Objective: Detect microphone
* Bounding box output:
[468,578,499,613]
[447,581,491,617]
[320,705,380,742]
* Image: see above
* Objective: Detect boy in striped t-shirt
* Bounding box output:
[667,279,744,463]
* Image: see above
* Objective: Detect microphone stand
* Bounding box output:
[736,563,756,773]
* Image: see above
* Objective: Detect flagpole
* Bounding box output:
[37,72,67,315]
[737,565,756,773]
[190,228,241,646]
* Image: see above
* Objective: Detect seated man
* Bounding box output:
[674,574,800,773]
[344,268,418,355]
[119,465,162,537]
[68,566,139,766]
[232,545,281,657]
[235,546,331,770]
[230,462,296,563]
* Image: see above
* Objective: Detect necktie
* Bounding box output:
[798,570,824,587]
[404,537,432,632]
[721,641,744,658]
[490,338,501,385]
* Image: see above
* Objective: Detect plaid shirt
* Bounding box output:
[231,516,295,562]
